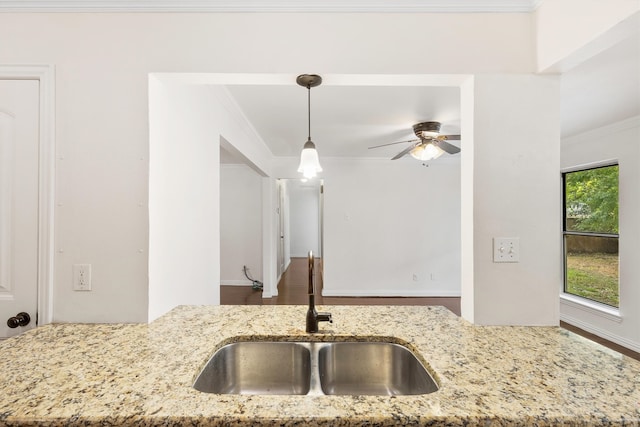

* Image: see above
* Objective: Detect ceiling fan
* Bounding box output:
[369,121,461,161]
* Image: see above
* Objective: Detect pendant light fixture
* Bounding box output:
[296,74,323,179]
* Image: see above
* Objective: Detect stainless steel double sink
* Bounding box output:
[193,340,438,396]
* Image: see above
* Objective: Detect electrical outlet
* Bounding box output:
[493,238,519,263]
[73,264,92,291]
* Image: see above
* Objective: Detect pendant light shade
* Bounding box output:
[296,74,323,179]
[298,139,323,179]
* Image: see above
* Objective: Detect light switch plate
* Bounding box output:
[493,237,519,263]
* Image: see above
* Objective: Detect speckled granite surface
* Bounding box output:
[0,305,639,426]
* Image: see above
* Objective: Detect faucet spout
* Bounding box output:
[306,251,332,333]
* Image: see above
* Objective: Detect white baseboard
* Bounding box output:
[560,294,621,322]
[220,280,253,287]
[321,289,461,297]
[560,312,640,354]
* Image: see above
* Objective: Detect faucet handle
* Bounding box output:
[317,312,332,323]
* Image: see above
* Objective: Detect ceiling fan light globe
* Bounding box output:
[410,143,444,161]
[297,146,322,178]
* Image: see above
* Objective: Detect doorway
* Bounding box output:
[276,178,323,293]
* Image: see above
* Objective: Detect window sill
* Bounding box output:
[560,293,622,323]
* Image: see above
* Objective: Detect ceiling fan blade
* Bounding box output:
[368,138,419,150]
[440,134,461,141]
[433,139,461,154]
[391,142,420,160]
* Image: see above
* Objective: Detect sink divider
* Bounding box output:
[304,342,328,396]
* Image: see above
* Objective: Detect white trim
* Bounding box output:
[560,159,619,174]
[220,163,253,170]
[220,280,254,287]
[561,312,640,354]
[322,289,461,297]
[0,0,541,13]
[215,86,268,157]
[560,293,622,323]
[213,86,271,177]
[0,65,55,326]
[154,73,471,87]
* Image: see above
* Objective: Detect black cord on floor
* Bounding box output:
[243,266,263,290]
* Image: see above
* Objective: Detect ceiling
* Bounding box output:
[222,33,639,163]
[226,84,461,159]
[2,0,634,161]
[561,35,640,138]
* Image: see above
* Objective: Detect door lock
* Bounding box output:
[7,312,31,328]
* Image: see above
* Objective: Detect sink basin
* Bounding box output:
[193,340,438,396]
[193,342,311,395]
[318,342,438,395]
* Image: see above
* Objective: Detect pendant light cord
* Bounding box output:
[307,85,311,140]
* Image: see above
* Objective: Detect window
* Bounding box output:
[562,164,619,307]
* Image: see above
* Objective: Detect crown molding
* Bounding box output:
[0,0,542,13]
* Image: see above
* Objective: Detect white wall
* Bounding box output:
[272,157,462,297]
[560,117,640,352]
[536,0,639,72]
[271,75,562,328]
[288,180,321,258]
[460,77,476,320]
[0,9,620,323]
[467,74,561,326]
[148,81,221,321]
[0,12,537,322]
[261,177,278,297]
[220,164,263,285]
[148,80,273,320]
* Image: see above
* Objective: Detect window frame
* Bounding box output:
[561,162,620,309]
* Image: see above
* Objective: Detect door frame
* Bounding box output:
[0,65,55,326]
[276,179,285,279]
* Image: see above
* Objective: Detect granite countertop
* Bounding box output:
[0,305,639,426]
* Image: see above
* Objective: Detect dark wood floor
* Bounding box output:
[221,257,461,314]
[560,321,640,360]
[221,257,640,361]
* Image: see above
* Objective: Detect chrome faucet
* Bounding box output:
[306,251,332,333]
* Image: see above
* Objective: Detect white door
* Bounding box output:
[0,80,40,339]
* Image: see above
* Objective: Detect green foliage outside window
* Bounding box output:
[565,166,619,234]
[564,165,619,307]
